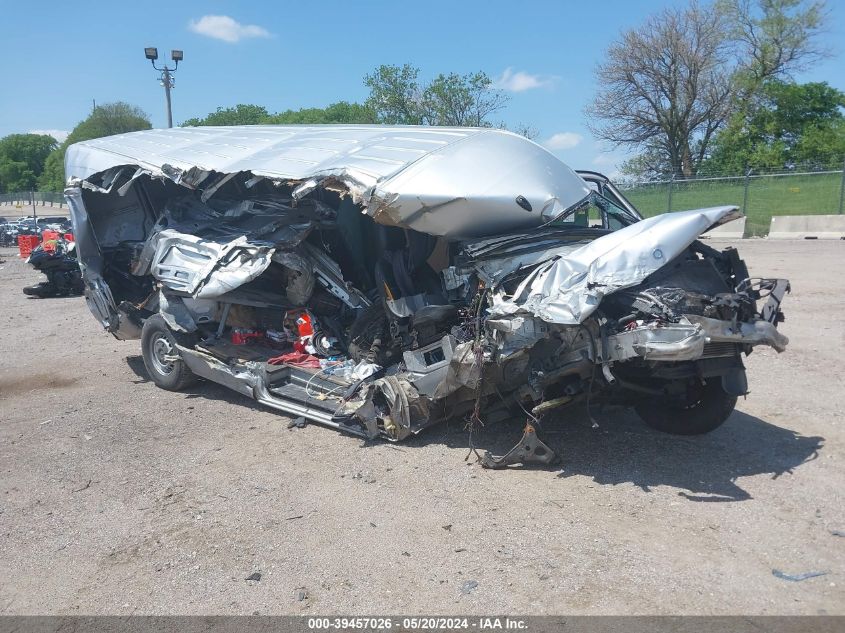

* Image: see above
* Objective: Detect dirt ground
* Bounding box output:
[0,240,842,615]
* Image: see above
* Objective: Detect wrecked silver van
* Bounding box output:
[65,125,789,467]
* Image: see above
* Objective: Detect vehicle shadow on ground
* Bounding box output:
[124,354,823,502]
[23,295,84,301]
[405,405,824,502]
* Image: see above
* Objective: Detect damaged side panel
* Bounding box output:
[149,231,275,298]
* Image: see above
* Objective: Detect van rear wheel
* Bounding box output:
[141,315,197,391]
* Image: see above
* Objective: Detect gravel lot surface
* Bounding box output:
[0,240,842,615]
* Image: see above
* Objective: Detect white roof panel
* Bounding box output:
[65,125,591,238]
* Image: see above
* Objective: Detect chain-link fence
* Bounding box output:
[0,191,66,208]
[620,169,845,236]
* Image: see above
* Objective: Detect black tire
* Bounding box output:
[22,282,55,298]
[634,378,737,435]
[140,315,198,391]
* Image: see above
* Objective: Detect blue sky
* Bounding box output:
[2,0,843,173]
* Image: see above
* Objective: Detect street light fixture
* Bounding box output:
[144,46,183,128]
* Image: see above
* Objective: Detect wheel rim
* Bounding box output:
[150,334,176,375]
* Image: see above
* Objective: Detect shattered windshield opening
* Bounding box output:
[547,190,640,231]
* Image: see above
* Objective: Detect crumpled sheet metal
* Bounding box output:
[148,230,275,299]
[354,376,431,441]
[490,206,742,325]
[486,316,551,359]
[159,292,198,333]
[64,125,590,239]
[431,341,483,399]
[273,251,315,305]
[603,313,789,362]
[606,321,707,362]
[685,314,789,352]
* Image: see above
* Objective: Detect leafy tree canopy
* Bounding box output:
[364,64,508,127]
[590,0,830,179]
[38,102,151,192]
[182,102,376,127]
[0,133,57,192]
[182,104,272,126]
[703,80,845,173]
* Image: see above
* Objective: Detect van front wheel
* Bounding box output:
[141,315,197,391]
[634,378,736,435]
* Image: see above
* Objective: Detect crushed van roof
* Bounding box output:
[64,125,591,239]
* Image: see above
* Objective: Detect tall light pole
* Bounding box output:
[145,47,183,128]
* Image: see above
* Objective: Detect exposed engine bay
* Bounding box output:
[64,126,790,468]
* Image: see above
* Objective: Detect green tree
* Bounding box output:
[267,101,376,124]
[182,104,271,126]
[0,133,57,192]
[0,162,35,192]
[423,72,508,126]
[364,64,508,127]
[795,119,845,167]
[589,0,829,179]
[704,80,845,172]
[364,64,425,125]
[181,101,376,127]
[721,0,828,90]
[64,102,151,146]
[39,102,151,191]
[38,151,66,193]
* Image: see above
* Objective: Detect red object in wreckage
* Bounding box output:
[295,312,314,337]
[231,328,263,345]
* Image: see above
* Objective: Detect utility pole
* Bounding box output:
[144,48,183,128]
[162,67,174,128]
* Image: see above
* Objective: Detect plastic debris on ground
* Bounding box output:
[771,569,828,582]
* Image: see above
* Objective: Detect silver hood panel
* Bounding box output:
[65,125,590,239]
[490,206,743,325]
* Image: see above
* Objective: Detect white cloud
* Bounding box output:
[493,67,556,92]
[30,129,69,142]
[543,132,583,150]
[188,15,271,43]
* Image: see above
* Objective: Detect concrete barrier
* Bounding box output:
[768,215,845,239]
[701,216,746,239]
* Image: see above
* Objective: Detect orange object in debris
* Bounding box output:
[295,312,314,337]
[17,235,40,258]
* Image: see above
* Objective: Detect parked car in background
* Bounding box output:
[63,125,790,467]
[37,216,72,232]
